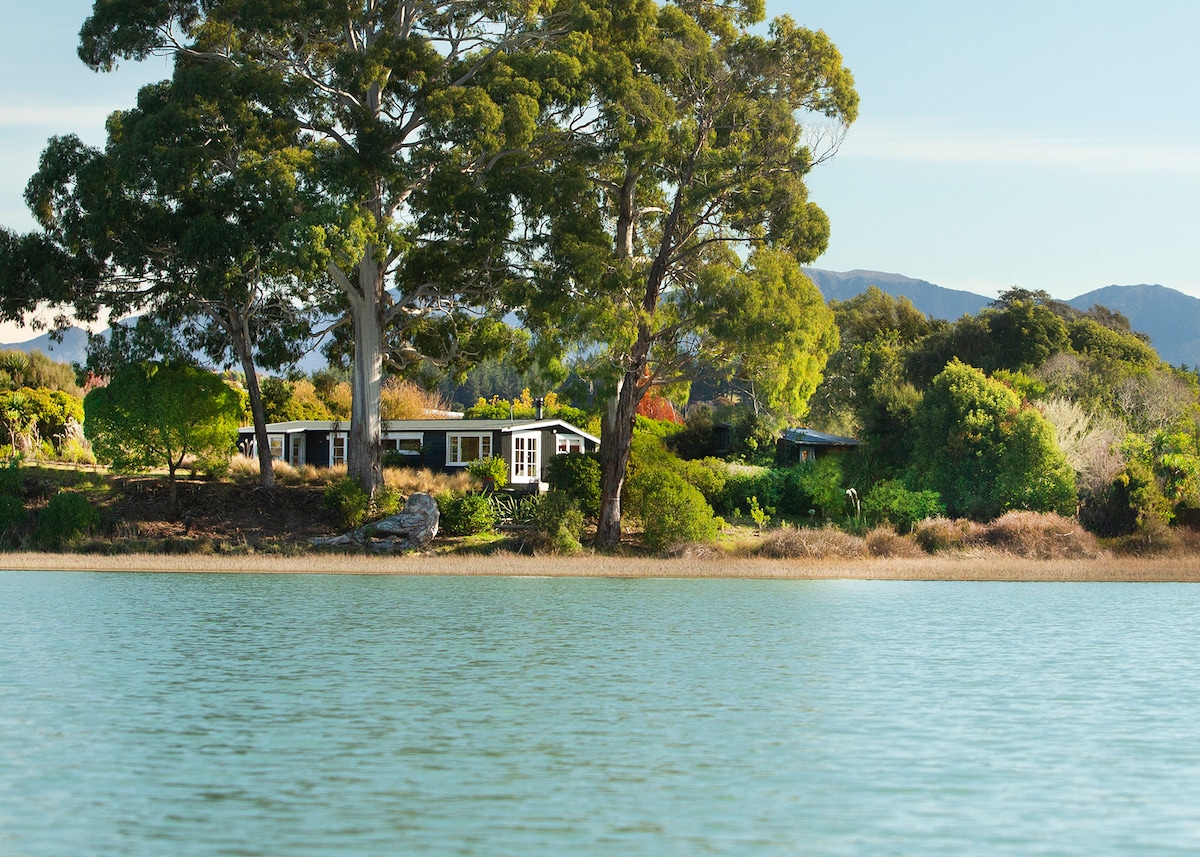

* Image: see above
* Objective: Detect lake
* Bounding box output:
[2,572,1199,855]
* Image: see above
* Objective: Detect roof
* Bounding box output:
[780,428,860,447]
[240,418,600,445]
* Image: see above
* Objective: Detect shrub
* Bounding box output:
[980,511,1100,559]
[324,476,369,530]
[913,516,971,553]
[467,456,508,489]
[0,493,27,542]
[864,526,925,558]
[759,525,865,559]
[0,461,22,495]
[545,452,601,517]
[533,491,585,555]
[776,457,845,518]
[862,480,945,532]
[677,457,728,505]
[638,476,720,552]
[436,491,498,536]
[1112,517,1182,557]
[718,465,781,517]
[35,491,101,548]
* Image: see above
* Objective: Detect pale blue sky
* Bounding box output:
[2,0,1198,331]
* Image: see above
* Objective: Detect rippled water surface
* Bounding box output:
[3,573,1200,855]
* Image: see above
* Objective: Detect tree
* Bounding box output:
[910,360,1076,519]
[83,361,243,507]
[11,58,321,489]
[78,1,553,496]
[520,1,857,546]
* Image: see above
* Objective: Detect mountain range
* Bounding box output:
[803,269,1200,368]
[4,270,1200,369]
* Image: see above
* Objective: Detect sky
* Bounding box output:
[1,1,1199,342]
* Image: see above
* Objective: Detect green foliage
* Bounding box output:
[533,491,585,555]
[83,361,242,490]
[862,480,945,532]
[776,457,847,518]
[436,491,498,537]
[0,350,81,397]
[719,466,782,518]
[467,456,508,489]
[35,492,100,548]
[0,494,27,541]
[544,452,602,517]
[638,475,720,552]
[748,496,772,531]
[324,477,369,531]
[728,410,780,466]
[910,360,1075,520]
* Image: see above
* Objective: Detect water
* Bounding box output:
[2,573,1200,856]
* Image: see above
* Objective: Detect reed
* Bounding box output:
[6,551,1200,581]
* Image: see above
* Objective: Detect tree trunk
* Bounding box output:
[595,366,649,549]
[347,253,385,497]
[228,318,275,489]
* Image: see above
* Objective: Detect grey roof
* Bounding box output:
[780,428,860,447]
[239,418,600,445]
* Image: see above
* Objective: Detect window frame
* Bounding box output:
[446,432,493,466]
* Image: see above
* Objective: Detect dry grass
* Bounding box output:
[759,525,866,559]
[7,550,1200,581]
[913,517,975,553]
[227,456,469,496]
[979,511,1102,559]
[865,527,926,558]
[384,466,471,496]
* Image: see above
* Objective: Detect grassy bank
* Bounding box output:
[5,551,1200,581]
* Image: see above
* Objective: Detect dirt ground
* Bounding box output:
[100,476,340,549]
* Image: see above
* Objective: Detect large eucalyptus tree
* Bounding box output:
[518,0,859,546]
[78,0,560,494]
[16,58,318,488]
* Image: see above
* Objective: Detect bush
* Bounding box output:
[324,476,369,530]
[864,526,925,558]
[862,480,945,532]
[776,457,845,518]
[467,456,508,489]
[533,491,585,555]
[0,493,27,542]
[677,457,728,506]
[759,525,866,559]
[436,491,498,536]
[980,511,1100,559]
[913,516,971,553]
[718,465,781,517]
[545,452,601,517]
[638,475,720,552]
[1112,517,1181,557]
[35,491,101,548]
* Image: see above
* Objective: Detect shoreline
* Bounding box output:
[4,551,1200,581]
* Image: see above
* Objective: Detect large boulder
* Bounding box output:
[311,491,440,553]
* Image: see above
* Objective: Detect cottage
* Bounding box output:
[238,417,600,488]
[776,428,860,464]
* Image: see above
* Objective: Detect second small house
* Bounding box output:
[238,417,600,489]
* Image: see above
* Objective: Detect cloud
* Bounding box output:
[840,123,1200,176]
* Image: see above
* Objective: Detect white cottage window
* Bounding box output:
[447,433,491,465]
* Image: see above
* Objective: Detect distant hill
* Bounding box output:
[806,268,1200,368]
[804,268,991,321]
[0,323,328,374]
[1067,284,1200,369]
[0,326,90,365]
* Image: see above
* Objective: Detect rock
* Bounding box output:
[311,492,440,553]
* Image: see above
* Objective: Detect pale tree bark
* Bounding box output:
[346,250,386,494]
